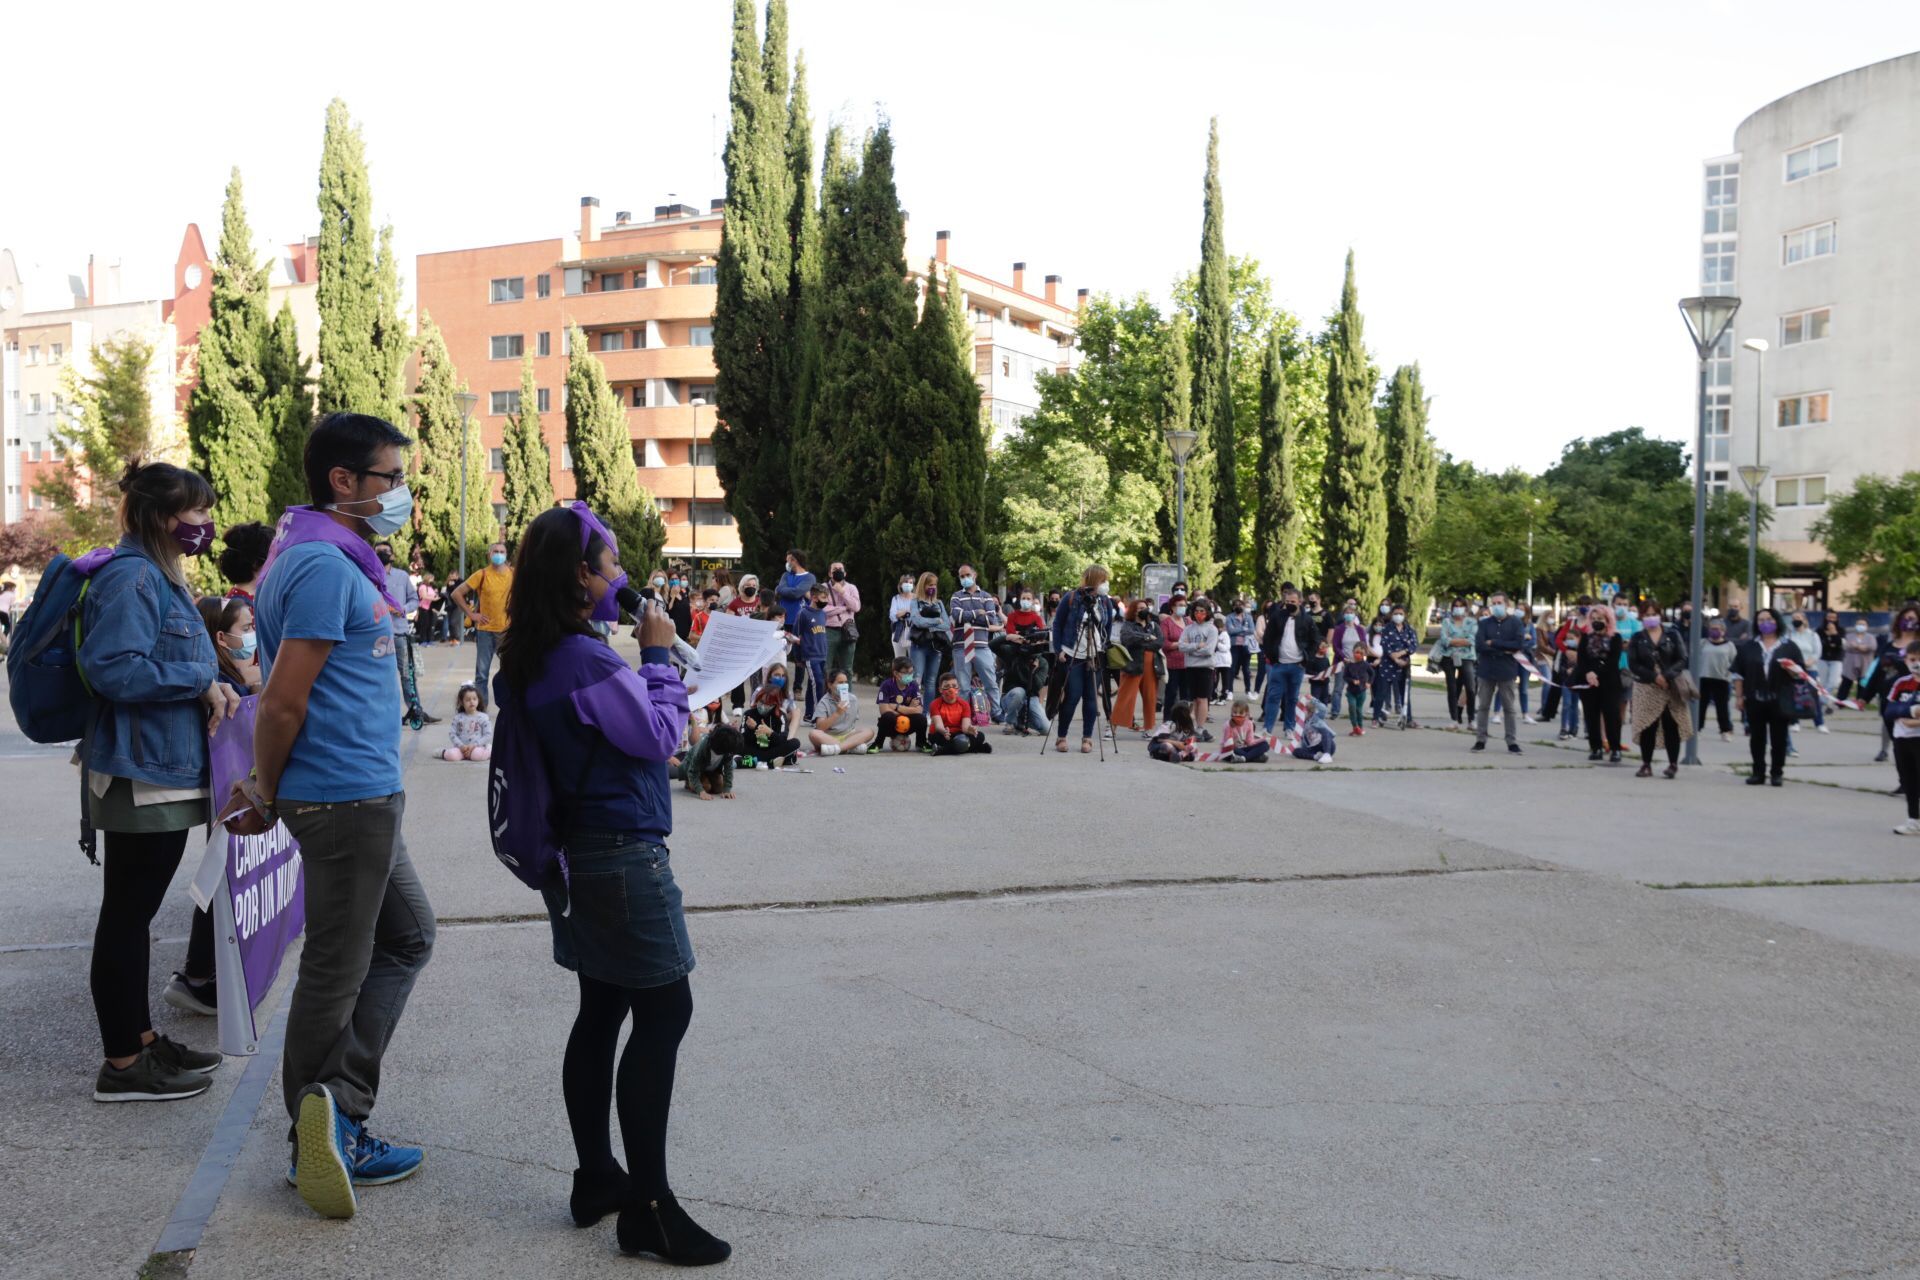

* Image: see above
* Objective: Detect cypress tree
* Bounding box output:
[262,301,312,515]
[1321,251,1386,604]
[1192,118,1238,593]
[501,354,552,546]
[410,315,495,572]
[1253,330,1304,600]
[787,125,852,553]
[781,53,821,443]
[566,325,665,575]
[315,98,382,417]
[711,0,793,570]
[373,224,410,426]
[1159,312,1215,587]
[945,266,975,376]
[1382,363,1436,609]
[186,167,272,535]
[913,262,986,572]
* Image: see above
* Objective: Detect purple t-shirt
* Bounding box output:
[877,677,922,709]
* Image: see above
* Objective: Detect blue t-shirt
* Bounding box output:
[257,541,403,802]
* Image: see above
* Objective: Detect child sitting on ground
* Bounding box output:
[809,668,875,756]
[1290,698,1337,763]
[875,658,928,752]
[675,723,741,800]
[928,671,993,755]
[441,684,493,762]
[1217,695,1269,762]
[1342,643,1374,736]
[1149,701,1199,762]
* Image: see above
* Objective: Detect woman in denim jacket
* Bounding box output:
[78,463,240,1104]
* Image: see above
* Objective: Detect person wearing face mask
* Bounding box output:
[1375,606,1419,728]
[1050,564,1119,753]
[1549,612,1584,740]
[664,566,694,640]
[1431,597,1477,728]
[1258,583,1322,740]
[744,663,802,765]
[217,520,274,605]
[1697,622,1737,740]
[1469,591,1526,754]
[1574,607,1625,763]
[1627,605,1691,779]
[1731,607,1798,786]
[1722,604,1750,645]
[907,571,953,695]
[822,562,861,678]
[991,610,1052,736]
[1882,642,1920,835]
[1176,599,1220,739]
[1871,608,1920,764]
[775,549,817,640]
[1327,602,1368,683]
[74,461,237,1104]
[453,540,514,711]
[928,671,994,754]
[228,413,433,1212]
[1223,598,1255,696]
[807,669,873,755]
[376,542,434,729]
[1114,601,1164,736]
[199,595,263,694]
[795,585,832,720]
[1160,591,1190,724]
[1839,614,1877,702]
[949,562,1005,720]
[889,574,918,662]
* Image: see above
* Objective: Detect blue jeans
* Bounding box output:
[911,642,944,697]
[1057,662,1098,739]
[473,628,501,706]
[1000,687,1050,734]
[1517,669,1531,713]
[1262,661,1305,736]
[1559,683,1582,735]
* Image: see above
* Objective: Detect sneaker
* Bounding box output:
[1720,732,1733,742]
[163,972,218,1017]
[149,1032,222,1076]
[346,1123,425,1186]
[818,742,840,757]
[1198,729,1213,743]
[1816,725,1830,734]
[93,1045,213,1103]
[293,1083,359,1219]
[1895,820,1920,837]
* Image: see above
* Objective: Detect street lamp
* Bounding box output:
[1740,337,1769,614]
[454,391,478,584]
[1677,295,1741,766]
[1165,427,1198,581]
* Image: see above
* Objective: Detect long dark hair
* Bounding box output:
[497,507,607,692]
[197,596,250,689]
[119,462,215,588]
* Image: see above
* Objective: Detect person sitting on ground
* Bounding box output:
[875,658,929,752]
[676,723,740,800]
[991,623,1052,736]
[1148,701,1199,762]
[928,671,992,755]
[1290,699,1338,763]
[1218,696,1270,763]
[744,662,801,765]
[441,684,494,762]
[808,669,874,756]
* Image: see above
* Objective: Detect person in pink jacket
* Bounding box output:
[1217,695,1270,762]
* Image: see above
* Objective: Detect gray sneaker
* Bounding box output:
[94,1044,214,1103]
[149,1032,222,1076]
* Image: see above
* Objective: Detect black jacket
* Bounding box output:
[1259,603,1322,667]
[1730,638,1801,710]
[1573,632,1624,690]
[1627,628,1689,684]
[991,631,1050,696]
[1117,618,1162,677]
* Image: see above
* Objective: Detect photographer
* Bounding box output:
[991,625,1051,736]
[1050,564,1119,754]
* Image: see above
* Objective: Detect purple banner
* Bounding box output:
[203,696,305,1053]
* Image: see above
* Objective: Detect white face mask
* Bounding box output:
[1019,600,1034,611]
[1095,581,1110,596]
[835,683,850,697]
[1173,605,1187,617]
[1856,622,1868,632]
[1391,614,1404,625]
[900,583,913,594]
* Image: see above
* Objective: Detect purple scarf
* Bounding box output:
[259,506,402,612]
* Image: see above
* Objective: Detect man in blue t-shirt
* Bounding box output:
[239,412,435,1221]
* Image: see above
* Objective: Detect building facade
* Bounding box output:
[1700,50,1920,609]
[165,224,321,412]
[419,201,1084,567]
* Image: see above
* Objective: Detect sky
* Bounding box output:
[5,0,1918,474]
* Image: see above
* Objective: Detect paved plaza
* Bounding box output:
[5,644,1919,1279]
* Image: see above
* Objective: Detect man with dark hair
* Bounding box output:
[234,411,435,1220]
[1259,582,1321,739]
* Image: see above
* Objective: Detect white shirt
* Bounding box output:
[1277,618,1302,664]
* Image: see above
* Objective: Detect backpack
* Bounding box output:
[8,549,109,743]
[486,686,570,896]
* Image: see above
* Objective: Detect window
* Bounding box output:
[1701,242,1736,290]
[490,390,521,415]
[488,448,504,473]
[536,273,551,299]
[28,440,41,462]
[688,325,713,347]
[1704,390,1730,462]
[600,331,625,352]
[655,497,674,515]
[1702,207,1738,235]
[536,388,551,413]
[50,343,63,363]
[562,328,571,356]
[536,332,551,357]
[490,277,525,303]
[1784,137,1840,183]
[1780,307,1831,346]
[690,501,735,527]
[1706,467,1729,496]
[1781,221,1836,265]
[561,444,574,471]
[29,492,42,511]
[27,394,41,414]
[631,329,647,350]
[688,266,716,285]
[490,334,524,359]
[1704,164,1739,206]
[690,442,717,466]
[564,268,584,296]
[687,383,715,406]
[24,345,37,365]
[1774,475,1828,507]
[599,273,624,292]
[632,271,646,289]
[1776,392,1831,428]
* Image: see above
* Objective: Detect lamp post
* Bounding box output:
[454,391,478,584]
[690,412,698,569]
[1740,337,1769,613]
[1677,295,1741,766]
[1166,427,1198,581]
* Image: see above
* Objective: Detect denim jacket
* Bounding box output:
[79,538,218,788]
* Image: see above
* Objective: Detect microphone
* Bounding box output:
[617,585,647,615]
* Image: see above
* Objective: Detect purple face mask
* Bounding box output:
[171,519,216,557]
[591,569,629,623]
[1757,619,1778,636]
[569,501,627,623]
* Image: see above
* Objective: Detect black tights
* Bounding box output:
[91,828,214,1059]
[562,974,693,1198]
[1639,711,1681,767]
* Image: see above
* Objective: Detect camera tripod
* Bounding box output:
[1038,591,1123,759]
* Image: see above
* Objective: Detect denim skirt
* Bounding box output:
[543,830,695,989]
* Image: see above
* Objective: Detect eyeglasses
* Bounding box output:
[354,467,407,490]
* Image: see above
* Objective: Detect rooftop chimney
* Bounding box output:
[614,210,632,225]
[580,196,600,244]
[1011,261,1026,293]
[710,198,725,212]
[935,230,950,264]
[1044,274,1061,306]
[1076,287,1090,312]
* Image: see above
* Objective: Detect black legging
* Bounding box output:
[91,828,208,1059]
[875,711,928,750]
[1443,658,1476,722]
[1580,684,1622,753]
[562,974,692,1196]
[1697,677,1733,734]
[1639,710,1681,767]
[1748,700,1792,779]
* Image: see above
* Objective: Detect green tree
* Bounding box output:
[1320,250,1385,604]
[1420,465,1571,600]
[910,260,986,573]
[1252,330,1304,599]
[410,315,494,573]
[1538,428,1687,598]
[566,325,664,576]
[1160,311,1216,587]
[315,98,382,417]
[1191,118,1238,592]
[186,167,272,541]
[711,0,794,570]
[501,354,552,546]
[993,436,1160,589]
[262,301,313,515]
[36,334,164,552]
[1380,363,1436,609]
[778,48,821,526]
[373,224,409,426]
[1811,472,1920,609]
[785,122,847,539]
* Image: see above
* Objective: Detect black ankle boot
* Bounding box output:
[617,1193,731,1266]
[571,1165,630,1227]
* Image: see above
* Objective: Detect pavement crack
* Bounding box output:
[432,1140,571,1179]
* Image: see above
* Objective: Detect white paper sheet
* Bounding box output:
[682,611,790,701]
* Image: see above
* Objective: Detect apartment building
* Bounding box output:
[929,230,1083,439]
[166,223,321,411]
[1699,51,1920,609]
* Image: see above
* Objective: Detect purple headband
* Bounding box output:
[570,501,619,557]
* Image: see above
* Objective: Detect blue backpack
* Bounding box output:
[7,549,110,744]
[486,684,571,897]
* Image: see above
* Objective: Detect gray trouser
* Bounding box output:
[279,791,435,1126]
[1475,677,1519,745]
